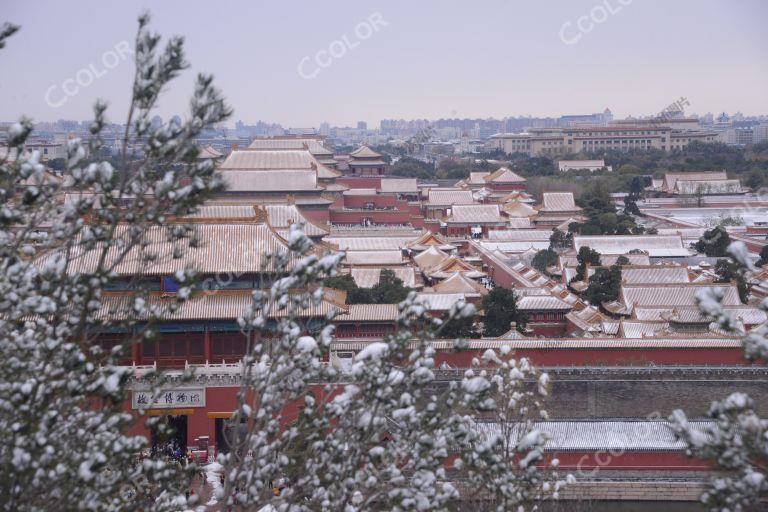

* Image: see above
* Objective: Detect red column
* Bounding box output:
[204,330,211,364]
[132,342,141,365]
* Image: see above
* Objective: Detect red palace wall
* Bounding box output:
[406,204,422,215]
[337,177,382,189]
[746,225,768,235]
[329,210,412,224]
[329,194,417,225]
[342,195,400,209]
[439,451,709,472]
[335,323,395,338]
[524,322,568,337]
[476,252,520,288]
[125,388,712,471]
[446,225,506,237]
[488,183,526,192]
[432,347,750,367]
[543,452,710,472]
[298,206,330,225]
[126,384,331,451]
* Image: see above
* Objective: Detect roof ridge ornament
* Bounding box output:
[252,205,269,223]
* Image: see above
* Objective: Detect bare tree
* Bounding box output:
[670,242,768,511]
[0,16,567,512]
[0,15,231,511]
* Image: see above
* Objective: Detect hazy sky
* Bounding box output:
[1,0,766,127]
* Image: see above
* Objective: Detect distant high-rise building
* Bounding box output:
[233,120,284,137]
[719,124,767,145]
[488,120,717,156]
[558,112,610,127]
[357,121,367,130]
[754,124,768,144]
[716,112,731,125]
[55,119,80,132]
[319,122,330,136]
[287,127,316,136]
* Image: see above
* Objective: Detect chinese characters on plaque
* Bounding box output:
[132,388,205,409]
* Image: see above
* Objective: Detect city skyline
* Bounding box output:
[1,0,767,127]
[21,107,768,131]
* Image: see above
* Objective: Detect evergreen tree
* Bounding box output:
[531,248,558,274]
[714,259,749,304]
[573,246,602,282]
[623,193,641,216]
[695,226,732,257]
[324,274,373,303]
[583,265,622,306]
[369,268,410,304]
[482,287,527,337]
[756,245,768,267]
[548,228,573,250]
[439,312,479,339]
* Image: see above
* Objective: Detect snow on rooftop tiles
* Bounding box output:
[538,192,581,212]
[379,178,419,193]
[325,236,416,251]
[447,204,505,224]
[219,170,320,192]
[476,420,712,452]
[574,235,690,257]
[349,267,417,288]
[426,189,475,205]
[344,251,405,266]
[619,283,742,308]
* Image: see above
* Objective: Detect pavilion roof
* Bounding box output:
[502,200,537,217]
[349,146,383,158]
[426,188,475,206]
[428,256,486,279]
[447,204,505,224]
[413,245,450,271]
[433,272,488,295]
[407,231,455,251]
[198,145,223,159]
[484,167,526,183]
[537,192,582,213]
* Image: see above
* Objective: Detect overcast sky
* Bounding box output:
[1,0,766,127]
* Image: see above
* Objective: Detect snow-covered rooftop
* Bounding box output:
[574,235,690,257]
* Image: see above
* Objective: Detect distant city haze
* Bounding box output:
[1,0,766,127]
